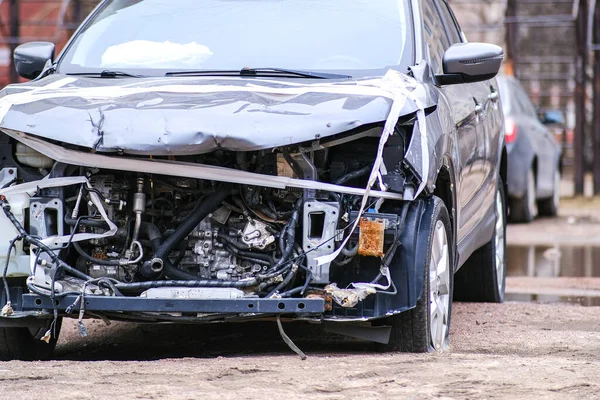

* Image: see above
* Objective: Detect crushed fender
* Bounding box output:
[325,283,377,308]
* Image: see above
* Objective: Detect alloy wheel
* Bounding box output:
[429,220,450,350]
[495,190,506,293]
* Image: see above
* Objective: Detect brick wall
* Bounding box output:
[0,0,98,87]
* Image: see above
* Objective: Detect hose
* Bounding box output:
[72,241,143,266]
[266,266,298,298]
[217,233,250,250]
[65,214,110,230]
[1,236,21,306]
[267,199,302,273]
[341,243,359,257]
[148,185,231,263]
[140,222,162,250]
[139,185,231,280]
[334,165,372,186]
[224,244,273,266]
[138,222,165,278]
[115,278,259,292]
[72,242,121,266]
[218,233,275,265]
[278,286,303,298]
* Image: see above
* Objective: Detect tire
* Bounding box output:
[510,168,537,223]
[0,318,61,361]
[538,169,560,217]
[381,197,453,352]
[454,178,507,303]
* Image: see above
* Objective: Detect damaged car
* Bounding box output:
[0,0,506,360]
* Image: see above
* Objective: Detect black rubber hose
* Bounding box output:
[278,286,303,298]
[266,266,298,297]
[237,250,274,265]
[256,265,292,293]
[72,242,122,266]
[115,278,258,292]
[218,233,250,250]
[218,234,275,265]
[140,185,231,280]
[334,165,372,186]
[224,244,272,266]
[140,222,162,250]
[138,222,165,278]
[1,236,20,305]
[27,283,81,299]
[268,199,302,273]
[153,185,231,261]
[65,215,110,230]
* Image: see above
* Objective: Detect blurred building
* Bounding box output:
[0,0,591,173]
[0,0,97,87]
[449,0,581,174]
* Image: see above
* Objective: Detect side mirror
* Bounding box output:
[436,42,504,86]
[13,42,55,80]
[539,110,565,125]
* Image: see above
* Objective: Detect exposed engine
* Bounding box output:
[10,133,408,305]
[75,170,301,287]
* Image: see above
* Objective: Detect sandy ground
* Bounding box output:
[0,302,599,400]
[2,191,600,399]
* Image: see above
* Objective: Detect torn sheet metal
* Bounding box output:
[315,70,427,267]
[325,283,377,308]
[0,75,421,155]
[2,129,404,201]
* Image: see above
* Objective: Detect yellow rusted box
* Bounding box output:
[358,217,385,257]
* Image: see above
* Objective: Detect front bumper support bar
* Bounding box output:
[22,294,325,314]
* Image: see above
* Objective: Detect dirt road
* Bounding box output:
[1,302,599,400]
[3,197,600,399]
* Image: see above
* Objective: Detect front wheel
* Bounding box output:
[381,197,453,352]
[0,318,61,361]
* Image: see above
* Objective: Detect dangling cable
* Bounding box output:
[1,235,22,317]
[276,315,306,360]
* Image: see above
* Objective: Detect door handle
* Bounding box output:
[489,86,499,102]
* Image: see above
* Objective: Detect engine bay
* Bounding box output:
[3,136,411,311]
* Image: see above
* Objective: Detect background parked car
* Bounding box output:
[497,75,562,223]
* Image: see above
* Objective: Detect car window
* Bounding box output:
[436,1,463,45]
[496,78,512,114]
[513,82,537,117]
[58,0,413,78]
[422,0,451,74]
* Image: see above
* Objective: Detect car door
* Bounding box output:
[423,0,491,238]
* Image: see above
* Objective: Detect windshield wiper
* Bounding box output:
[166,67,351,79]
[66,70,143,78]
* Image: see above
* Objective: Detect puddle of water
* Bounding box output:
[505,292,600,306]
[506,245,600,306]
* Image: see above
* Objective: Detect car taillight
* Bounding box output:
[505,118,517,144]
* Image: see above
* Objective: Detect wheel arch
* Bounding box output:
[500,146,508,211]
[433,158,458,270]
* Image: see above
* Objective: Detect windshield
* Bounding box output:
[58,0,413,78]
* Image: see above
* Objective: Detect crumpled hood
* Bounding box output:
[0,74,420,155]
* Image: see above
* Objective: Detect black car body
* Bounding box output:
[0,0,506,359]
[497,76,562,222]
